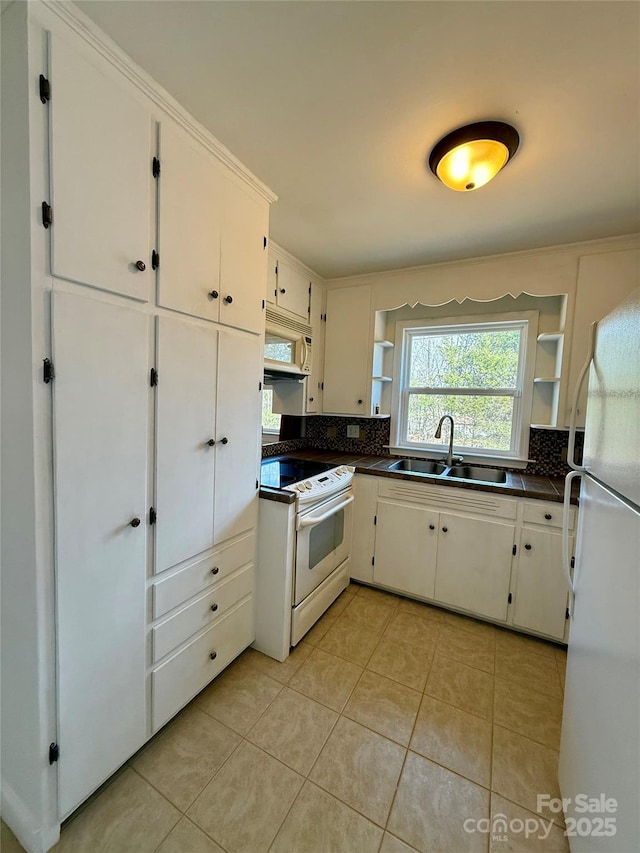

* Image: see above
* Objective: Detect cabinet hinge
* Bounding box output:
[321,382,324,390]
[39,74,51,104]
[508,592,513,604]
[374,515,377,525]
[256,479,259,490]
[149,507,157,525]
[43,358,55,383]
[566,607,570,620]
[263,236,267,249]
[512,544,517,556]
[42,201,53,229]
[152,249,160,270]
[258,381,262,391]
[322,313,327,322]
[570,556,575,569]
[371,556,375,566]
[308,284,312,294]
[262,299,265,310]
[275,264,278,276]
[152,157,161,178]
[49,742,59,765]
[150,367,158,387]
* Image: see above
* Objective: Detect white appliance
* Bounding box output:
[264,306,312,376]
[559,289,640,851]
[255,458,354,659]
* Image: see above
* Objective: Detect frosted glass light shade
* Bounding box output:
[429,121,519,192]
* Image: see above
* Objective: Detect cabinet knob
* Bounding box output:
[525,543,532,550]
[210,603,218,613]
[442,526,448,533]
[219,436,229,445]
[224,295,233,304]
[208,290,219,300]
[544,513,552,520]
[209,651,217,661]
[129,517,141,528]
[429,524,435,530]
[134,260,146,272]
[211,566,220,575]
[280,288,286,294]
[309,397,314,402]
[207,439,216,447]
[357,399,363,405]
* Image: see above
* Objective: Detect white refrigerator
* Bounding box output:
[559,289,640,852]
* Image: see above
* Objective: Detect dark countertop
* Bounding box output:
[259,450,578,505]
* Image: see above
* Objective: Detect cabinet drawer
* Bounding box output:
[153,533,255,618]
[152,596,253,732]
[522,501,574,530]
[153,565,253,662]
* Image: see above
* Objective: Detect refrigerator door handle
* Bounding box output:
[563,470,582,614]
[568,320,597,472]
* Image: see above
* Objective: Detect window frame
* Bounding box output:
[390,311,539,463]
[261,385,282,436]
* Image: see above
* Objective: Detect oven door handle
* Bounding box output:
[296,495,354,530]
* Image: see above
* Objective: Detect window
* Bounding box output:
[393,314,537,460]
[262,386,281,434]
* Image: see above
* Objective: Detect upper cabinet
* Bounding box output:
[157,122,222,322]
[323,285,372,415]
[49,32,153,301]
[219,174,269,335]
[266,249,311,320]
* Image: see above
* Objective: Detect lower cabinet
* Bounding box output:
[355,476,574,641]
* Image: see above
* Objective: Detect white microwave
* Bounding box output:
[264,307,312,376]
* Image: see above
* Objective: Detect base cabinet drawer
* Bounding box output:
[152,565,253,662]
[152,596,253,731]
[153,533,255,618]
[522,501,574,530]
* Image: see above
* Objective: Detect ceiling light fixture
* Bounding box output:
[428,121,520,192]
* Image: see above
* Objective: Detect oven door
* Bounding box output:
[294,489,354,606]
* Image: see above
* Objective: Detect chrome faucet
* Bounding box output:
[434,415,462,468]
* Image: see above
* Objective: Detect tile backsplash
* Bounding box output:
[262,416,583,478]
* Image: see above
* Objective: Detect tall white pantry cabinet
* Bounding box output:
[0,3,276,850]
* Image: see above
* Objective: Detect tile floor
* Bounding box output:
[3,583,570,853]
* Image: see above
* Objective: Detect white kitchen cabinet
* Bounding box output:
[214,331,261,543]
[219,174,269,334]
[49,31,152,302]
[306,281,325,413]
[374,499,438,599]
[434,512,516,622]
[267,250,311,319]
[323,285,372,414]
[154,316,218,573]
[51,291,149,819]
[512,528,571,640]
[157,121,222,322]
[350,474,377,583]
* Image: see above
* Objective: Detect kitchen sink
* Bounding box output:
[388,459,448,476]
[445,465,507,484]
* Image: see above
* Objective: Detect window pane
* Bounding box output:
[407,394,515,451]
[262,388,281,432]
[409,329,520,389]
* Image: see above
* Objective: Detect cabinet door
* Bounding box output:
[51,292,148,818]
[266,249,278,306]
[214,331,261,543]
[157,121,221,321]
[49,33,152,301]
[512,528,570,640]
[373,499,438,599]
[435,513,515,621]
[155,316,217,573]
[306,281,325,414]
[276,258,311,319]
[219,175,269,334]
[323,285,371,414]
[350,475,378,583]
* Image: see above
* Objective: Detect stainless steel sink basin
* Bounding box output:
[388,459,448,476]
[445,465,507,484]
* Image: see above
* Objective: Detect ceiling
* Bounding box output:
[75,0,640,279]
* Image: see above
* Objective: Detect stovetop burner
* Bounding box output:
[260,457,336,490]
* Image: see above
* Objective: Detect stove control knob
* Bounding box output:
[304,481,313,489]
[296,484,305,492]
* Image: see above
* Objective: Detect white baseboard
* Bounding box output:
[1,779,60,853]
